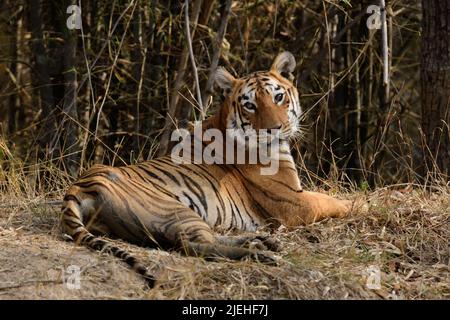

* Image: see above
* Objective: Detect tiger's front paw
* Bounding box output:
[344,197,369,214]
[246,235,282,252]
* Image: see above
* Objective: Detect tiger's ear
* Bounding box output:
[215,67,236,96]
[270,51,296,81]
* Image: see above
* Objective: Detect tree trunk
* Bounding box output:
[201,0,232,106]
[28,0,56,158]
[7,3,18,136]
[421,0,450,180]
[62,0,80,176]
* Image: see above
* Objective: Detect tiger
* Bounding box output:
[61,52,365,287]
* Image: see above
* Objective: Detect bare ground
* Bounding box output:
[0,187,449,300]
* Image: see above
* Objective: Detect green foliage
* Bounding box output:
[360,181,370,192]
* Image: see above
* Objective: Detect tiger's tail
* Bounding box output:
[61,196,156,288]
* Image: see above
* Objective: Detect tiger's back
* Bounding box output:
[65,157,266,243]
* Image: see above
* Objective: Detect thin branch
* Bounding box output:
[185,0,203,116]
[202,0,232,107]
[158,0,204,156]
[0,279,62,291]
[380,0,390,102]
[78,0,135,172]
[369,0,391,185]
[94,0,138,142]
[0,200,63,208]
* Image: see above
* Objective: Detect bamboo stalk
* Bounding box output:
[380,0,389,102]
[185,0,203,115]
[158,0,204,156]
[201,0,232,108]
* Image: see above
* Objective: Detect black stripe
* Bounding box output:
[64,220,82,229]
[136,164,166,183]
[181,174,208,215]
[180,192,202,216]
[151,163,181,186]
[192,166,227,215]
[63,195,80,204]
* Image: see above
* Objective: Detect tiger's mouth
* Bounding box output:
[256,124,293,141]
[241,125,292,146]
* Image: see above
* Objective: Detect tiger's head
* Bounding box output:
[215,51,301,142]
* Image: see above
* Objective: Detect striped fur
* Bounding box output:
[61,52,355,287]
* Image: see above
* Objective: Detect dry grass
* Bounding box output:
[0,180,448,299]
[1,139,449,299]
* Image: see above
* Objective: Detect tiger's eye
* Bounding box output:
[275,93,284,103]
